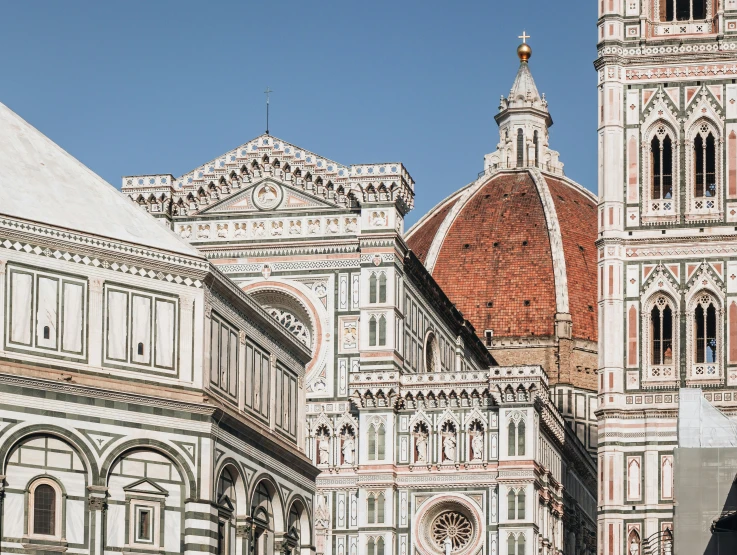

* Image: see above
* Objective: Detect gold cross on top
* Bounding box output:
[518,31,530,43]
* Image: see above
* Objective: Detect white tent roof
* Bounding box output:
[0,102,201,257]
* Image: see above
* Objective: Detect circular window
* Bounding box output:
[431,511,473,552]
[415,497,481,555]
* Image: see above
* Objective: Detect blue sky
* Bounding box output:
[0,1,596,226]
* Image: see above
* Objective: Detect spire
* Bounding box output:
[484,34,563,174]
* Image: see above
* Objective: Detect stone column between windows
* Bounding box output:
[88,485,107,555]
[89,278,104,367]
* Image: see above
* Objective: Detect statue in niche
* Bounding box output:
[414,426,428,463]
[443,433,456,462]
[234,223,246,238]
[318,433,330,465]
[471,430,484,461]
[345,218,357,233]
[253,222,265,237]
[217,223,228,238]
[271,221,284,236]
[326,218,339,234]
[469,421,484,461]
[180,225,192,239]
[290,220,302,235]
[629,534,640,555]
[341,432,355,465]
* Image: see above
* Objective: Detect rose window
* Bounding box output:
[431,511,472,552]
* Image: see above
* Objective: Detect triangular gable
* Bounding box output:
[124,478,169,497]
[199,180,337,215]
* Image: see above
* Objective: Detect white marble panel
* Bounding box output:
[3,493,24,537]
[66,499,85,544]
[106,503,125,546]
[165,509,182,552]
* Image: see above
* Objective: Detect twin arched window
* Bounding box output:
[369,315,387,347]
[646,290,721,380]
[507,533,526,555]
[507,489,526,520]
[368,422,386,461]
[647,120,721,217]
[507,418,526,456]
[367,492,385,523]
[369,272,387,304]
[367,537,385,555]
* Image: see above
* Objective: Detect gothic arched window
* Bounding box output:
[516,129,524,167]
[367,538,375,555]
[378,316,387,346]
[651,134,673,200]
[508,421,516,456]
[368,421,385,461]
[377,537,385,555]
[369,316,377,346]
[379,273,387,303]
[651,297,674,365]
[694,294,718,364]
[517,420,526,456]
[507,490,516,520]
[369,274,377,303]
[694,131,716,199]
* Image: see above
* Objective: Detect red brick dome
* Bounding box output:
[406,169,598,343]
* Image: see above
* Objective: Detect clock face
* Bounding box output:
[252,182,282,210]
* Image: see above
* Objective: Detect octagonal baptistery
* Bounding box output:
[406,42,599,452]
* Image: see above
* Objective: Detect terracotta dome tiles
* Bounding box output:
[406,170,598,343]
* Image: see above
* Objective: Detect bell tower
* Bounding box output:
[596,0,737,553]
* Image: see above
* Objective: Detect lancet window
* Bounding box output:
[516,129,524,167]
[644,293,678,382]
[507,416,526,456]
[687,121,721,218]
[651,134,673,201]
[694,294,718,364]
